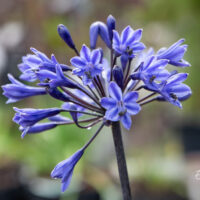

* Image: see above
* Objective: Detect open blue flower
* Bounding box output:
[156,73,192,108]
[18,48,70,82]
[101,82,141,130]
[157,39,190,67]
[2,74,46,103]
[112,26,145,59]
[71,45,103,85]
[51,148,84,192]
[131,55,170,90]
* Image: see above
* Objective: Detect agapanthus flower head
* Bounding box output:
[2,15,192,192]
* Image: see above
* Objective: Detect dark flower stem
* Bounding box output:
[140,97,157,106]
[112,121,132,200]
[124,59,132,86]
[137,92,156,103]
[83,122,105,150]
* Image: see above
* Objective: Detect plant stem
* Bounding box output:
[112,121,132,200]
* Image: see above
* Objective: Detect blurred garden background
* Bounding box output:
[0,0,200,199]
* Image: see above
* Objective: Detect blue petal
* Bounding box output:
[90,49,101,65]
[126,29,143,46]
[121,26,132,44]
[108,82,122,101]
[131,42,146,52]
[158,39,185,58]
[121,113,132,130]
[70,57,86,68]
[167,83,191,99]
[20,122,57,134]
[167,73,188,85]
[61,170,73,192]
[112,30,121,47]
[123,91,139,103]
[148,59,168,72]
[51,149,84,192]
[8,74,23,85]
[125,103,141,115]
[105,107,120,121]
[101,97,117,109]
[142,56,155,70]
[80,45,91,62]
[98,22,111,48]
[90,22,99,49]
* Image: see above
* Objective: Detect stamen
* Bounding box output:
[149,75,156,83]
[170,93,178,100]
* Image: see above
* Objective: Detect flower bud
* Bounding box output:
[89,22,99,49]
[98,22,111,48]
[113,65,123,89]
[107,15,116,40]
[120,54,128,70]
[57,24,75,49]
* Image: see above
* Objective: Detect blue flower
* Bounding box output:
[18,48,70,82]
[113,26,145,59]
[101,82,141,130]
[131,55,170,90]
[19,115,71,134]
[156,73,192,108]
[13,107,62,138]
[2,74,46,103]
[157,39,190,67]
[71,45,103,85]
[51,148,84,192]
[19,122,57,134]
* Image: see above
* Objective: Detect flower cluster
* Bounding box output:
[2,15,191,192]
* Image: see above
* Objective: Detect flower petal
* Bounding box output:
[121,113,132,130]
[80,45,91,62]
[113,30,121,47]
[101,97,117,109]
[105,107,120,121]
[123,91,139,103]
[70,57,86,68]
[126,29,143,45]
[125,103,141,115]
[167,73,188,85]
[108,82,122,101]
[121,26,132,44]
[90,49,101,65]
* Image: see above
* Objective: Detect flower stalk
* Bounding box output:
[112,121,132,200]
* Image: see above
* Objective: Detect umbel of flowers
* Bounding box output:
[2,15,191,199]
